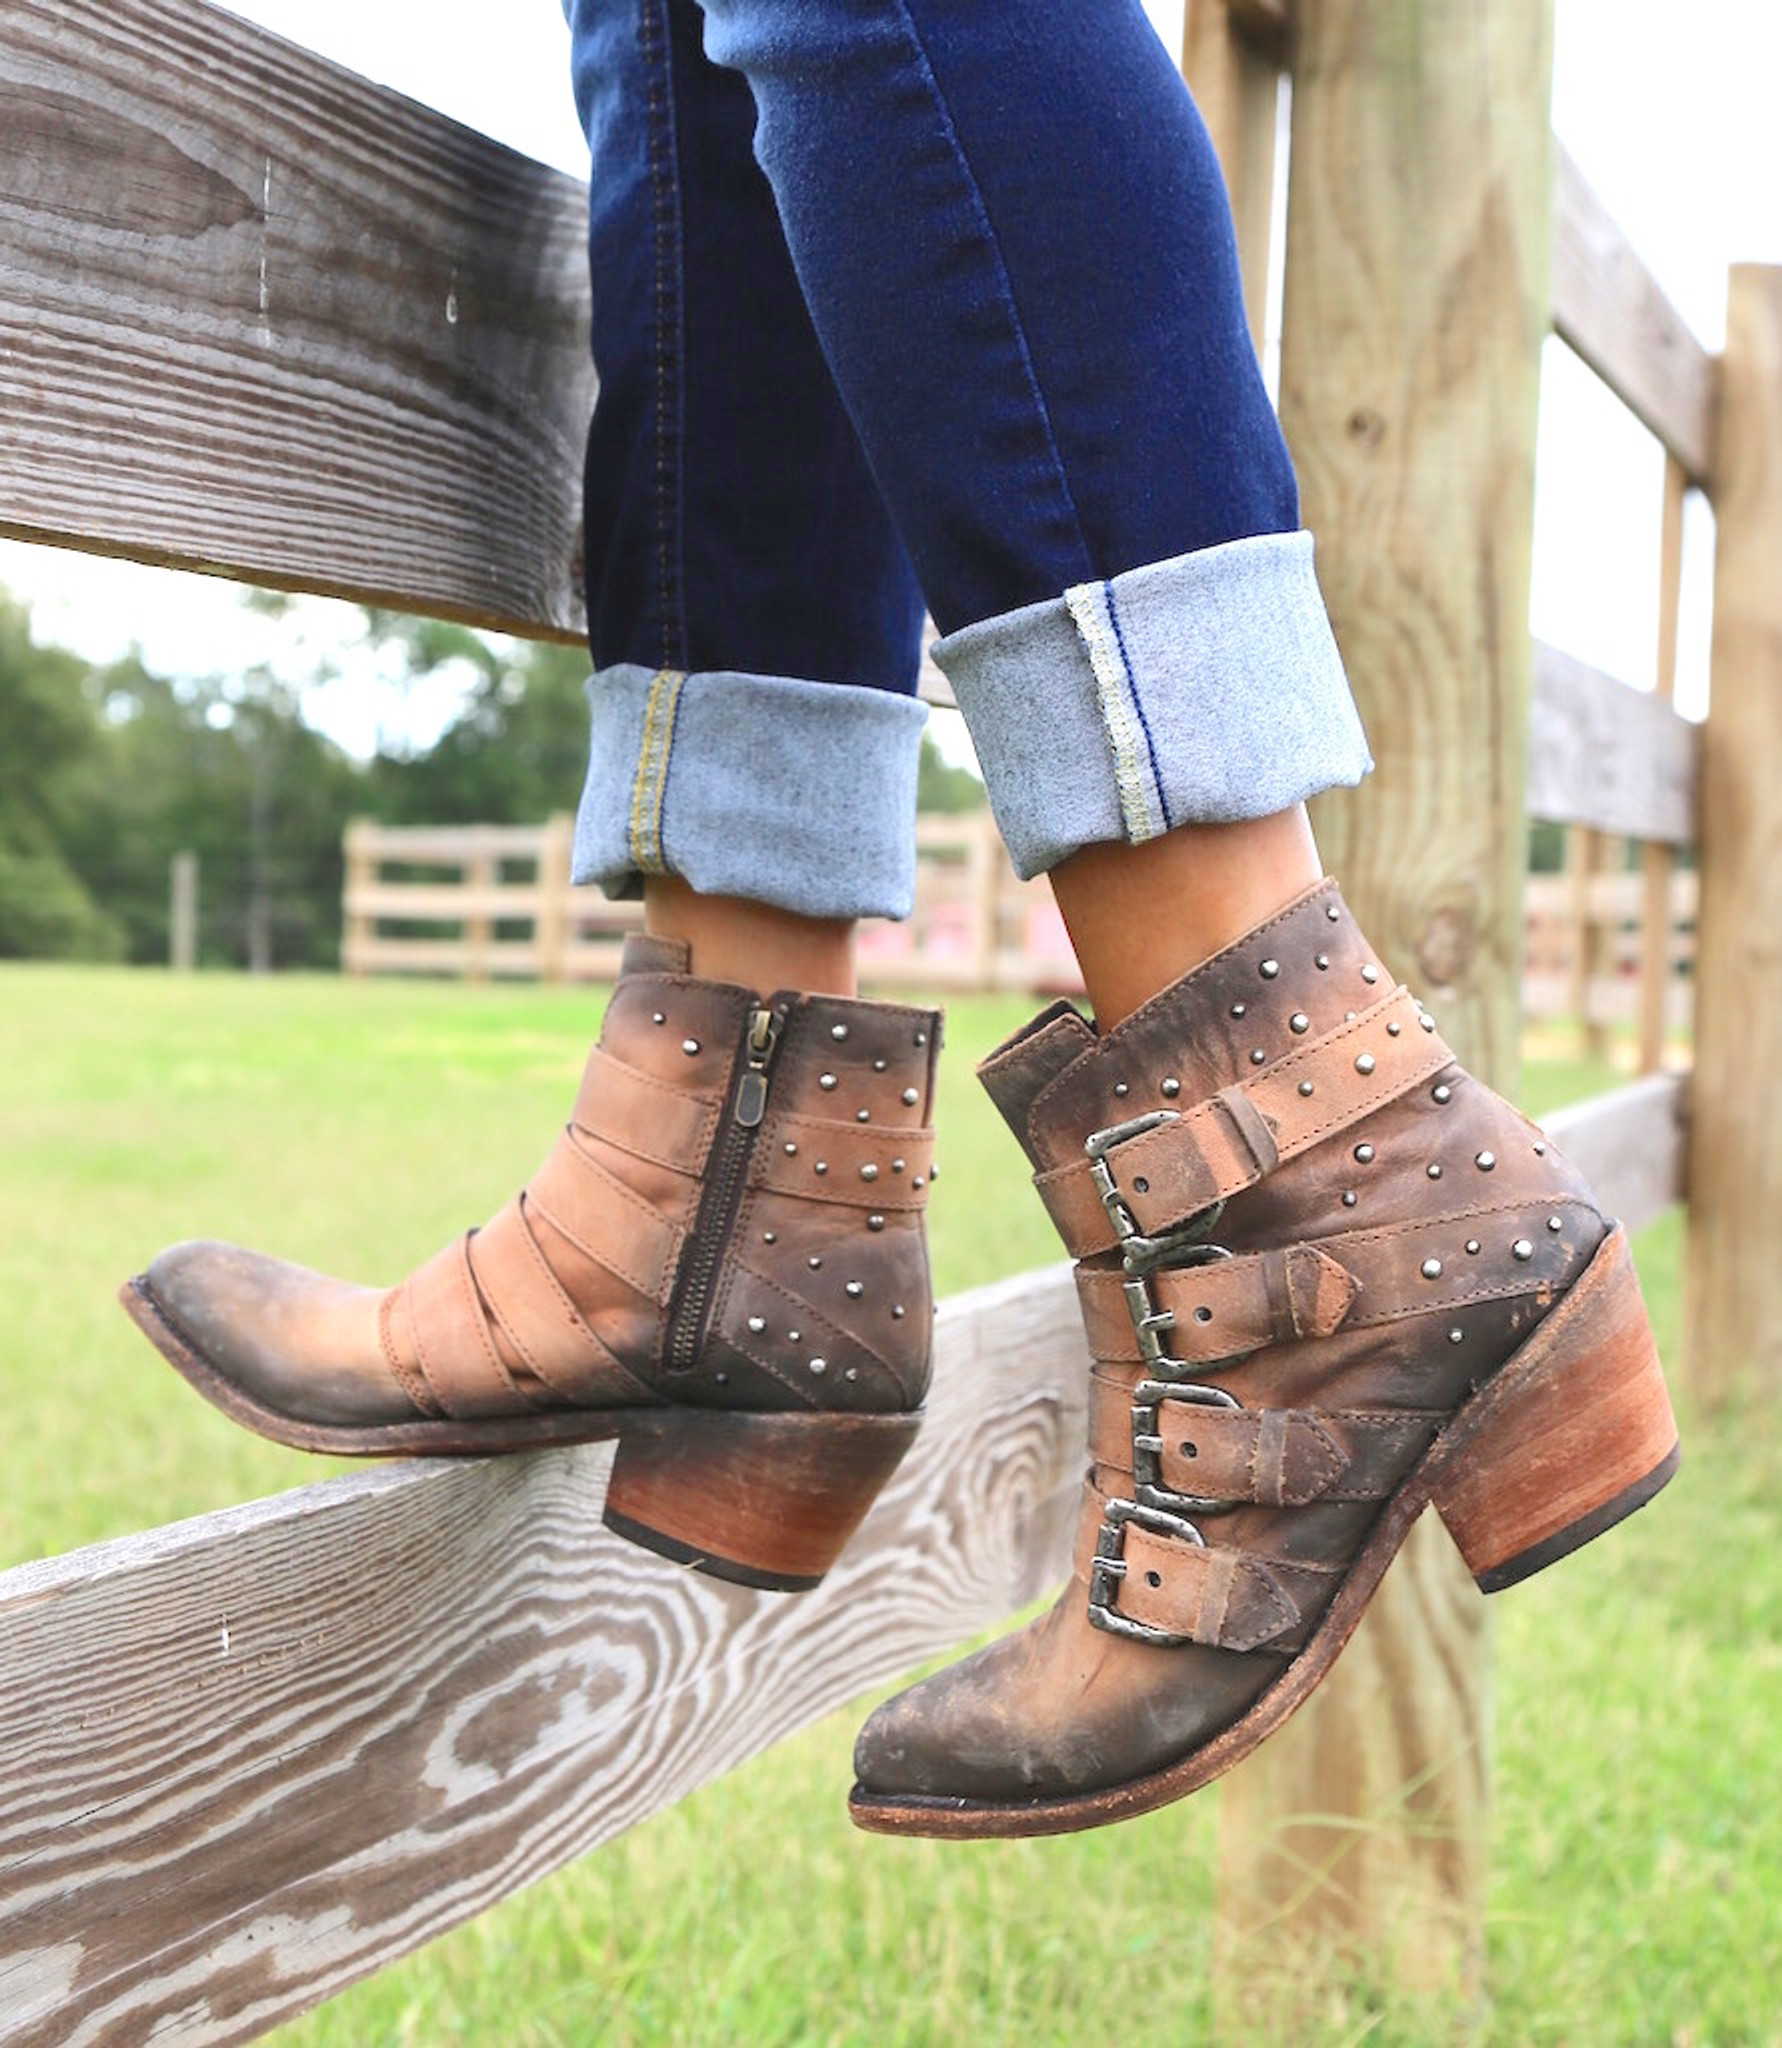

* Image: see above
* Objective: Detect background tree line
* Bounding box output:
[0,593,985,970]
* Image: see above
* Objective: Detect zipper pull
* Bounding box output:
[733,1005,782,1128]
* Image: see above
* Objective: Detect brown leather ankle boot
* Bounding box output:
[850,879,1677,1835]
[123,935,942,1590]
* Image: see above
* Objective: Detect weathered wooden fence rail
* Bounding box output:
[0,1269,1087,2047]
[1,0,1772,2040]
[0,0,592,637]
[0,1080,1681,2048]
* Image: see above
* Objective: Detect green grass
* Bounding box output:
[2,968,1776,2046]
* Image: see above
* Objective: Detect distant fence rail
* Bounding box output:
[344,813,1698,1032]
[341,811,1076,993]
[342,817,591,982]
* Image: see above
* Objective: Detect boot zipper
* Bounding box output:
[665,1003,785,1374]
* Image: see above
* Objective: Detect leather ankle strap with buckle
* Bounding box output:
[1076,1243,1360,1365]
[1082,1493,1318,1653]
[1036,987,1454,1259]
[1088,1389,1442,1510]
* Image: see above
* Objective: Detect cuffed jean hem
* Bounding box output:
[933,531,1373,880]
[573,664,929,921]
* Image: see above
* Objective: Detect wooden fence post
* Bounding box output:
[168,849,198,971]
[341,819,374,978]
[1180,0,1283,353]
[1686,265,1782,1405]
[1568,825,1614,1061]
[464,836,495,984]
[1639,457,1688,1073]
[538,812,575,985]
[1214,0,1554,2024]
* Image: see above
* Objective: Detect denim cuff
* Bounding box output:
[933,532,1373,879]
[573,665,929,920]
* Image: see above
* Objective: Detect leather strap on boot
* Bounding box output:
[1039,985,1455,1259]
[1059,984,1597,1648]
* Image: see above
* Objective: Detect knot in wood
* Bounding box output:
[1345,407,1388,449]
[1416,905,1473,987]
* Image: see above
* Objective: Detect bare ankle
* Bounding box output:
[1050,807,1324,1028]
[643,875,858,996]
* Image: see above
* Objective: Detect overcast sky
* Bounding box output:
[5,0,1776,748]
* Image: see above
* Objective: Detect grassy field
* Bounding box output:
[2,966,1777,2046]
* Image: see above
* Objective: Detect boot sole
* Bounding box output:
[122,1275,921,1592]
[849,1222,1678,1837]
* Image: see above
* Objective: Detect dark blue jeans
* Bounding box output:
[563,0,1369,917]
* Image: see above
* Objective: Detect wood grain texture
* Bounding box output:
[1225,0,1292,55]
[1222,0,1557,2017]
[1686,265,1782,1403]
[1550,144,1719,486]
[1526,642,1699,844]
[0,1265,1086,2047]
[0,0,594,638]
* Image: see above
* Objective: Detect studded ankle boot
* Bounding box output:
[124,934,942,1591]
[850,879,1677,1835]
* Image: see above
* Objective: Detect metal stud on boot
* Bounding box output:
[123,935,942,1591]
[850,879,1676,1835]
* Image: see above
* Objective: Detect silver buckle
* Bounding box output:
[1083,1111,1225,1276]
[1120,1250,1234,1377]
[1131,1378,1242,1515]
[1087,1498,1205,1645]
[1082,1110,1246,1641]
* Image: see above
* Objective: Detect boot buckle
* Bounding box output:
[1131,1378,1244,1516]
[1084,1112,1225,1276]
[1087,1498,1205,1645]
[1119,1253,1233,1377]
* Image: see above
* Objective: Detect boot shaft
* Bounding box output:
[581,935,943,1416]
[977,881,1606,1420]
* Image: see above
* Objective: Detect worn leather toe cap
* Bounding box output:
[854,1598,1279,1803]
[144,1239,399,1427]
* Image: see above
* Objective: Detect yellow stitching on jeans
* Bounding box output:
[641,668,683,869]
[627,670,667,865]
[1065,583,1158,841]
[629,668,685,874]
[631,667,684,872]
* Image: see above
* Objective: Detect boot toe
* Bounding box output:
[854,1648,1059,1800]
[855,1594,1286,1807]
[143,1239,396,1428]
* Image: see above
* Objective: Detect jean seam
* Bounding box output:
[886,0,1094,586]
[1064,581,1168,843]
[638,0,687,670]
[1107,579,1173,832]
[628,667,687,873]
